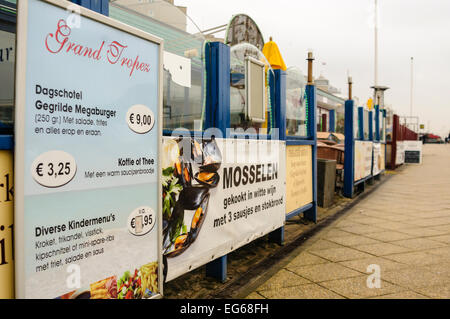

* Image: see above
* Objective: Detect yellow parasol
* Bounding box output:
[262,37,287,71]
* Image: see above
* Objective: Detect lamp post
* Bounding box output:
[374,0,378,87]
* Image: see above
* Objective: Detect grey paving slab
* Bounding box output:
[362,230,414,242]
[319,229,358,239]
[304,239,343,251]
[371,291,429,299]
[245,292,266,299]
[391,238,447,250]
[286,252,330,268]
[414,285,450,299]
[338,224,387,236]
[381,268,450,289]
[257,269,311,291]
[338,257,409,273]
[320,275,405,299]
[384,251,450,266]
[427,234,450,244]
[308,247,374,262]
[353,242,412,256]
[288,263,361,283]
[258,283,345,299]
[326,234,382,247]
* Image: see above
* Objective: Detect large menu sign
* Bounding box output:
[354,141,373,182]
[15,0,162,299]
[162,137,286,281]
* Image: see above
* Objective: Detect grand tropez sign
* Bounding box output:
[14,0,163,299]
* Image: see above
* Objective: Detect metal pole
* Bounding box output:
[410,57,414,117]
[307,51,315,85]
[374,0,378,87]
[348,76,353,100]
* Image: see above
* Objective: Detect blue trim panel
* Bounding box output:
[354,174,372,186]
[71,0,109,16]
[329,109,336,132]
[0,135,13,150]
[286,203,313,221]
[358,106,364,140]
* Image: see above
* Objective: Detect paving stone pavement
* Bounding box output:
[246,144,450,299]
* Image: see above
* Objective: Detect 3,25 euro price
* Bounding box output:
[31,150,77,188]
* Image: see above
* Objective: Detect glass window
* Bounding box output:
[286,67,307,137]
[336,110,345,134]
[0,28,15,129]
[109,1,206,132]
[230,43,273,134]
[385,111,393,142]
[373,109,377,140]
[363,109,369,140]
[354,105,359,139]
[316,107,329,132]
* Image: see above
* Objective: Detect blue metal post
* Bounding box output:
[204,42,230,282]
[205,255,227,283]
[268,69,286,244]
[71,0,109,16]
[304,84,317,222]
[343,100,355,198]
[205,42,230,135]
[375,105,380,141]
[272,69,286,140]
[368,111,373,141]
[329,109,336,132]
[0,135,13,150]
[358,107,364,140]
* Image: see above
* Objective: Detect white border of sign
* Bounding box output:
[14,0,164,299]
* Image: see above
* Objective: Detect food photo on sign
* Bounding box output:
[161,137,221,262]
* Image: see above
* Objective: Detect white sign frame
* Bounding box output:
[245,56,266,123]
[14,0,164,299]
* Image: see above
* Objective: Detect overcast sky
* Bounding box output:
[176,0,450,137]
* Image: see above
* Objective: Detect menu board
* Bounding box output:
[15,0,162,299]
[404,141,422,164]
[285,145,313,214]
[354,141,373,182]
